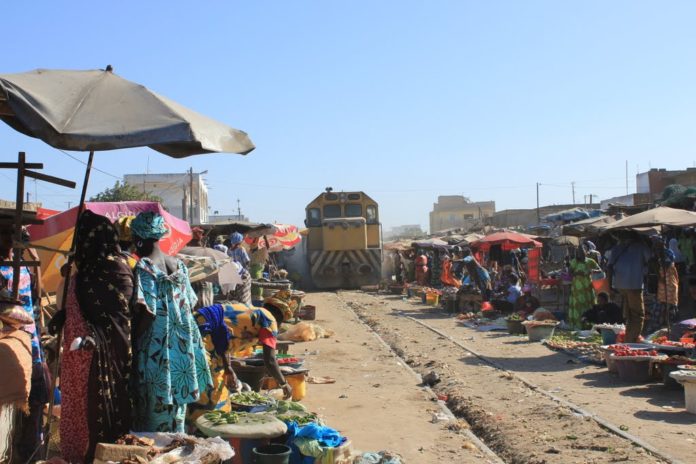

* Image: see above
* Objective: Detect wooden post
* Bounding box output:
[11,152,26,298]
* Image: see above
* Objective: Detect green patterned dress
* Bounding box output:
[568,258,598,329]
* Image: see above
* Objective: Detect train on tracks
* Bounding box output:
[304,188,382,289]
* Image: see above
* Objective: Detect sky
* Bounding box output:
[2,1,696,232]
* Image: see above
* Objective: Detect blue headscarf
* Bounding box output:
[131,212,168,240]
[196,304,230,357]
[230,232,244,245]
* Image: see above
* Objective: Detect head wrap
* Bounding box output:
[74,210,120,269]
[264,289,297,322]
[230,232,244,245]
[585,241,596,251]
[131,212,168,241]
[195,304,230,357]
[191,227,204,241]
[115,216,135,242]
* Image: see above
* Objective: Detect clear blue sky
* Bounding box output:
[2,1,696,231]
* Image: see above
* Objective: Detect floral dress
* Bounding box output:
[132,258,212,432]
[568,258,599,329]
[188,304,278,421]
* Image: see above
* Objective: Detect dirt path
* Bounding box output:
[335,290,683,464]
[297,292,496,463]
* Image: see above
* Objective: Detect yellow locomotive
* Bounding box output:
[304,188,382,289]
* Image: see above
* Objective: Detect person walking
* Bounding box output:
[608,232,652,343]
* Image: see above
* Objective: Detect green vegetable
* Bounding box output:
[230,391,272,406]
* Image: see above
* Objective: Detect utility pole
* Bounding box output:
[189,167,194,224]
[571,181,576,205]
[536,182,540,224]
[237,198,241,219]
[625,160,629,195]
[26,192,30,204]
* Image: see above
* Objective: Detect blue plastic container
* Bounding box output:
[600,328,618,345]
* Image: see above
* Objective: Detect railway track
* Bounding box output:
[337,290,681,464]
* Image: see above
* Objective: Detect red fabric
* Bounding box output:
[60,278,92,463]
[527,248,541,283]
[471,232,542,251]
[258,328,277,350]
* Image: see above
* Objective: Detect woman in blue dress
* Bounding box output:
[130,212,212,432]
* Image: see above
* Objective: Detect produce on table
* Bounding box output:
[660,355,696,365]
[522,320,558,328]
[276,412,318,426]
[545,334,604,363]
[204,411,241,425]
[651,336,695,349]
[611,348,659,357]
[229,391,272,406]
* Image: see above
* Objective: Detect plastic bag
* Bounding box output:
[279,322,334,342]
[133,432,234,464]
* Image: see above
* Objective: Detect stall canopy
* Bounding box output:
[602,206,696,231]
[28,201,191,292]
[411,238,450,250]
[245,224,302,252]
[544,208,602,223]
[470,231,542,251]
[562,215,617,236]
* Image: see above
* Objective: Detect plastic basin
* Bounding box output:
[669,371,696,414]
[612,356,653,383]
[599,328,618,345]
[525,324,557,342]
[252,444,291,464]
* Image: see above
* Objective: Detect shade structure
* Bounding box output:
[0,68,255,157]
[27,201,191,292]
[411,238,450,250]
[603,206,696,232]
[245,224,302,252]
[549,235,580,247]
[562,215,617,236]
[179,246,242,293]
[470,231,542,251]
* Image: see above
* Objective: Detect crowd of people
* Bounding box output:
[0,211,295,463]
[386,227,696,343]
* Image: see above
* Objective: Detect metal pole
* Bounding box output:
[571,181,575,205]
[189,167,194,224]
[44,149,94,459]
[536,182,540,224]
[11,152,26,298]
[625,160,629,195]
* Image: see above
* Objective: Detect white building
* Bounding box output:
[124,172,209,224]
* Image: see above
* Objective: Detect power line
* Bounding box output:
[57,149,121,180]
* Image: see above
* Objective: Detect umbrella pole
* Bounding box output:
[43,150,94,459]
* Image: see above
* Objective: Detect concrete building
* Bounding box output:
[429,196,495,234]
[208,213,251,224]
[124,172,209,224]
[488,204,601,229]
[384,224,424,240]
[637,168,696,199]
[600,193,652,211]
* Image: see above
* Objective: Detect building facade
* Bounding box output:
[429,196,495,234]
[124,172,209,224]
[637,168,696,199]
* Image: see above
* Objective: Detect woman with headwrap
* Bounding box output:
[227,232,250,269]
[130,212,212,433]
[188,291,296,421]
[568,245,600,329]
[59,210,135,462]
[652,237,679,330]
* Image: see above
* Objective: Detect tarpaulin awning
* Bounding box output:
[27,201,191,292]
[470,231,542,251]
[543,208,602,223]
[602,206,696,232]
[0,68,255,157]
[245,224,302,252]
[411,238,450,250]
[562,215,617,236]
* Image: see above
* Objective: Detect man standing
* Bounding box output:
[608,231,652,342]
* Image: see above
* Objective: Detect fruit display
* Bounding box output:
[229,391,272,406]
[651,336,695,349]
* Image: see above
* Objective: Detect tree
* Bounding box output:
[89,181,163,203]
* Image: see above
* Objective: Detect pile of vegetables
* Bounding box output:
[610,346,659,357]
[507,313,524,322]
[230,391,272,406]
[652,336,695,349]
[522,320,558,328]
[204,411,241,425]
[546,333,604,363]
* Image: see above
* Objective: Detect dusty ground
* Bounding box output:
[301,290,695,464]
[297,292,496,463]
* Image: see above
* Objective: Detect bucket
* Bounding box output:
[421,292,427,304]
[613,356,652,383]
[526,324,557,342]
[506,319,526,335]
[265,372,307,401]
[298,305,316,320]
[603,349,618,373]
[426,293,440,306]
[406,287,414,298]
[445,299,457,313]
[252,444,291,464]
[599,328,618,345]
[661,363,684,390]
[685,383,696,414]
[591,278,609,294]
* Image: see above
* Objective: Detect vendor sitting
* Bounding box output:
[188,291,297,422]
[581,292,623,325]
[492,276,522,313]
[515,285,540,316]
